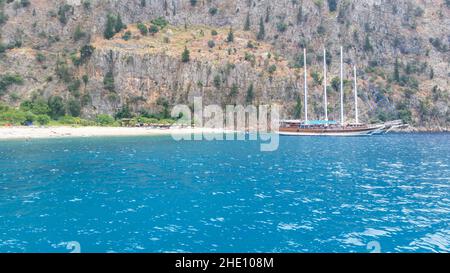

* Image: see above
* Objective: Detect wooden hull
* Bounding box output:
[278,125,385,136]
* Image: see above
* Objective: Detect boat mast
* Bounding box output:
[340,46,344,125]
[323,48,328,121]
[354,65,359,124]
[304,48,308,123]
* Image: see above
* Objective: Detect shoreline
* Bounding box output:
[0,126,448,140]
[0,126,230,140]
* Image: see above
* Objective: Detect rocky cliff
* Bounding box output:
[0,0,449,128]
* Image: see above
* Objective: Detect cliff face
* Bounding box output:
[0,0,449,128]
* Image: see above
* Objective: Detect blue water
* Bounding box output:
[0,134,449,253]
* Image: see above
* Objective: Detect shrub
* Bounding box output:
[148,24,159,35]
[137,22,148,35]
[0,74,24,96]
[96,114,115,126]
[227,28,234,42]
[58,4,72,25]
[48,96,65,119]
[36,52,46,63]
[73,25,86,41]
[213,75,221,89]
[156,97,170,118]
[181,46,190,62]
[211,30,218,36]
[209,7,218,16]
[331,77,340,91]
[151,17,168,29]
[244,52,255,65]
[67,98,81,117]
[0,109,27,125]
[267,64,277,74]
[21,98,50,115]
[56,59,71,83]
[207,40,215,48]
[311,71,322,85]
[58,115,79,125]
[68,79,81,96]
[276,22,287,32]
[36,114,51,125]
[115,104,133,119]
[122,31,132,41]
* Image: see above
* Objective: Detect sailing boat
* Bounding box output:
[279,47,403,136]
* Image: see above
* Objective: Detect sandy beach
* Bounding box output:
[0,126,228,140]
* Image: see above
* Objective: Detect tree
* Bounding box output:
[156,97,170,118]
[244,13,251,31]
[80,45,94,63]
[48,96,66,119]
[103,71,115,92]
[297,6,303,24]
[257,17,265,40]
[364,36,373,52]
[327,0,338,12]
[230,83,238,98]
[294,95,302,119]
[265,6,270,23]
[331,77,340,92]
[115,13,125,33]
[115,104,133,119]
[213,75,221,89]
[104,14,116,39]
[246,83,254,104]
[394,58,400,83]
[181,46,190,62]
[325,50,332,66]
[67,98,81,117]
[82,75,89,86]
[227,27,234,42]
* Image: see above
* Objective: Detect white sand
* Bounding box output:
[0,126,229,140]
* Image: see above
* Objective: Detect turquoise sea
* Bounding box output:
[0,134,449,253]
